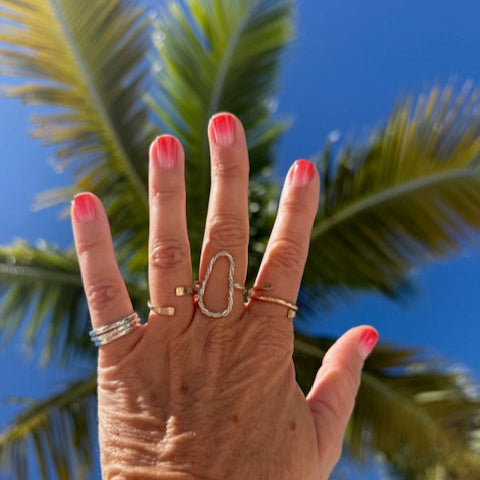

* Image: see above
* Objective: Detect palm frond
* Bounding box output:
[0,239,149,364]
[0,0,156,270]
[0,240,91,364]
[303,83,480,303]
[294,335,480,479]
[0,373,97,480]
[147,0,294,279]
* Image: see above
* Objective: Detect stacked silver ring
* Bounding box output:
[89,313,141,347]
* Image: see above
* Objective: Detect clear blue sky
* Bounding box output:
[1,1,480,479]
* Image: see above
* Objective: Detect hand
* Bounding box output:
[71,113,378,480]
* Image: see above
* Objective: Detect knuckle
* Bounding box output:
[86,279,123,313]
[311,395,345,428]
[282,197,310,217]
[213,160,247,180]
[208,215,248,249]
[266,238,305,274]
[324,355,361,395]
[149,239,190,272]
[251,313,293,353]
[202,324,234,358]
[75,235,101,258]
[151,183,182,205]
[320,362,360,418]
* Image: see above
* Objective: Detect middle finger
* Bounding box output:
[198,113,250,320]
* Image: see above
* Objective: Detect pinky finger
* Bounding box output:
[306,326,378,468]
[71,193,143,366]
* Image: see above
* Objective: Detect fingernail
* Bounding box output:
[73,193,96,222]
[150,135,178,169]
[211,113,235,147]
[358,328,379,360]
[291,160,315,187]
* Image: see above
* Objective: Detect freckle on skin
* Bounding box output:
[232,414,239,424]
[149,392,158,404]
[289,421,296,431]
[180,384,189,394]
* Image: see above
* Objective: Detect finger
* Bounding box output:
[148,135,193,330]
[71,193,143,365]
[306,326,378,468]
[198,113,250,319]
[249,160,319,320]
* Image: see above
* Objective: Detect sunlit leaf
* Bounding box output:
[0,240,89,364]
[147,0,294,277]
[0,0,156,270]
[303,83,480,304]
[0,374,97,480]
[294,335,480,479]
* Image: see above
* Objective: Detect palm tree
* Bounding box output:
[0,0,479,478]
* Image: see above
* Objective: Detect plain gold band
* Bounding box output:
[147,300,176,316]
[176,286,194,296]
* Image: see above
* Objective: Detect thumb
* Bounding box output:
[306,326,378,464]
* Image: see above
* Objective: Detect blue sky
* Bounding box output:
[1,1,480,479]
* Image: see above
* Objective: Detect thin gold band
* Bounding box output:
[147,300,175,316]
[249,294,298,319]
[176,286,194,296]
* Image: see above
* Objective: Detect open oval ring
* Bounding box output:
[195,251,246,318]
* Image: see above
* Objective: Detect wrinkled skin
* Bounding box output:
[72,113,377,480]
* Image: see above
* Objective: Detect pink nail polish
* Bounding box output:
[73,193,96,222]
[150,135,178,169]
[358,328,379,360]
[291,160,315,187]
[211,113,235,147]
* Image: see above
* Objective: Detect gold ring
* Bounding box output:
[249,294,298,318]
[248,284,298,319]
[147,300,175,316]
[175,286,194,296]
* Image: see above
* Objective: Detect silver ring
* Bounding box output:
[90,313,141,347]
[195,251,245,318]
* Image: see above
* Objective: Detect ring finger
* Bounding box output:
[249,160,319,322]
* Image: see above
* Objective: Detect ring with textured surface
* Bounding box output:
[248,285,298,319]
[90,313,141,346]
[195,251,246,318]
[147,300,176,316]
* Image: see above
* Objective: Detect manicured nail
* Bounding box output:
[150,135,178,169]
[73,193,96,222]
[358,328,379,360]
[291,160,315,187]
[211,113,235,147]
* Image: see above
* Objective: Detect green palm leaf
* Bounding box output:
[294,335,480,479]
[147,0,293,277]
[303,83,480,302]
[0,240,148,364]
[0,0,155,269]
[0,240,89,364]
[0,373,96,480]
[1,1,480,479]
